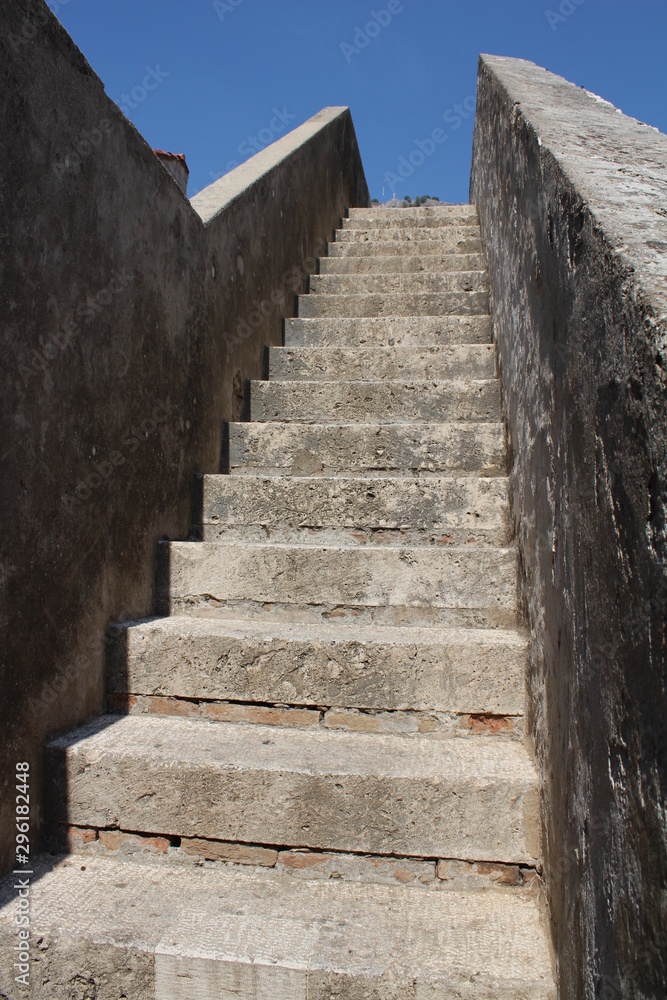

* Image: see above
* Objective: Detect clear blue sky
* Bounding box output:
[51,0,667,204]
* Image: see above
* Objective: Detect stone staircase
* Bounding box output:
[0,205,556,997]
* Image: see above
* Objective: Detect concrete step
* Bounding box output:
[250,379,500,423]
[299,291,489,318]
[199,473,510,547]
[319,251,486,274]
[348,204,478,223]
[0,854,557,999]
[108,616,526,715]
[269,344,497,382]
[46,714,539,861]
[229,421,506,477]
[309,272,488,295]
[328,233,484,255]
[342,209,479,230]
[163,540,518,625]
[335,227,482,245]
[284,315,493,347]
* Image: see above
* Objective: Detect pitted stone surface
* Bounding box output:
[285,315,493,347]
[328,233,484,254]
[108,617,526,714]
[46,715,539,861]
[341,216,479,232]
[270,344,496,382]
[347,205,478,225]
[201,473,510,546]
[309,271,488,295]
[229,421,507,475]
[165,540,518,619]
[250,378,500,423]
[335,226,483,243]
[0,855,556,999]
[319,252,486,273]
[299,290,489,317]
[472,56,667,996]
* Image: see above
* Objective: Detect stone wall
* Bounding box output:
[0,0,368,872]
[471,55,667,999]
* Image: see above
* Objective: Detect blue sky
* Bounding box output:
[51,0,667,204]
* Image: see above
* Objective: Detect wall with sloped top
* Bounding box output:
[472,54,667,999]
[0,0,368,872]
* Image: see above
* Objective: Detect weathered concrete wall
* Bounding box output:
[0,0,368,872]
[471,56,667,999]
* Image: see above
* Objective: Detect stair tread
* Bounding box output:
[309,273,488,293]
[270,346,496,381]
[319,252,486,272]
[250,380,500,424]
[109,616,527,715]
[328,239,485,255]
[348,204,478,217]
[341,218,481,230]
[228,420,506,476]
[335,227,482,239]
[165,540,519,621]
[299,291,489,318]
[48,713,535,777]
[46,715,539,859]
[114,614,527,647]
[0,855,556,998]
[284,315,493,347]
[253,376,498,386]
[200,472,510,546]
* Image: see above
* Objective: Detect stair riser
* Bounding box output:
[200,474,510,547]
[269,345,496,382]
[299,292,489,318]
[284,316,493,347]
[228,422,506,476]
[108,623,526,715]
[328,236,484,255]
[310,273,488,295]
[46,719,539,862]
[319,253,486,274]
[348,206,478,223]
[335,227,480,243]
[341,217,479,231]
[250,380,500,423]
[164,542,517,620]
[0,855,556,1000]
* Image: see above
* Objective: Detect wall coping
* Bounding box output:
[191,107,350,226]
[479,54,667,326]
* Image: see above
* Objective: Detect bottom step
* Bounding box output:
[0,855,556,999]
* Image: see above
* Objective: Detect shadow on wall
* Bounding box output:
[0,0,368,874]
